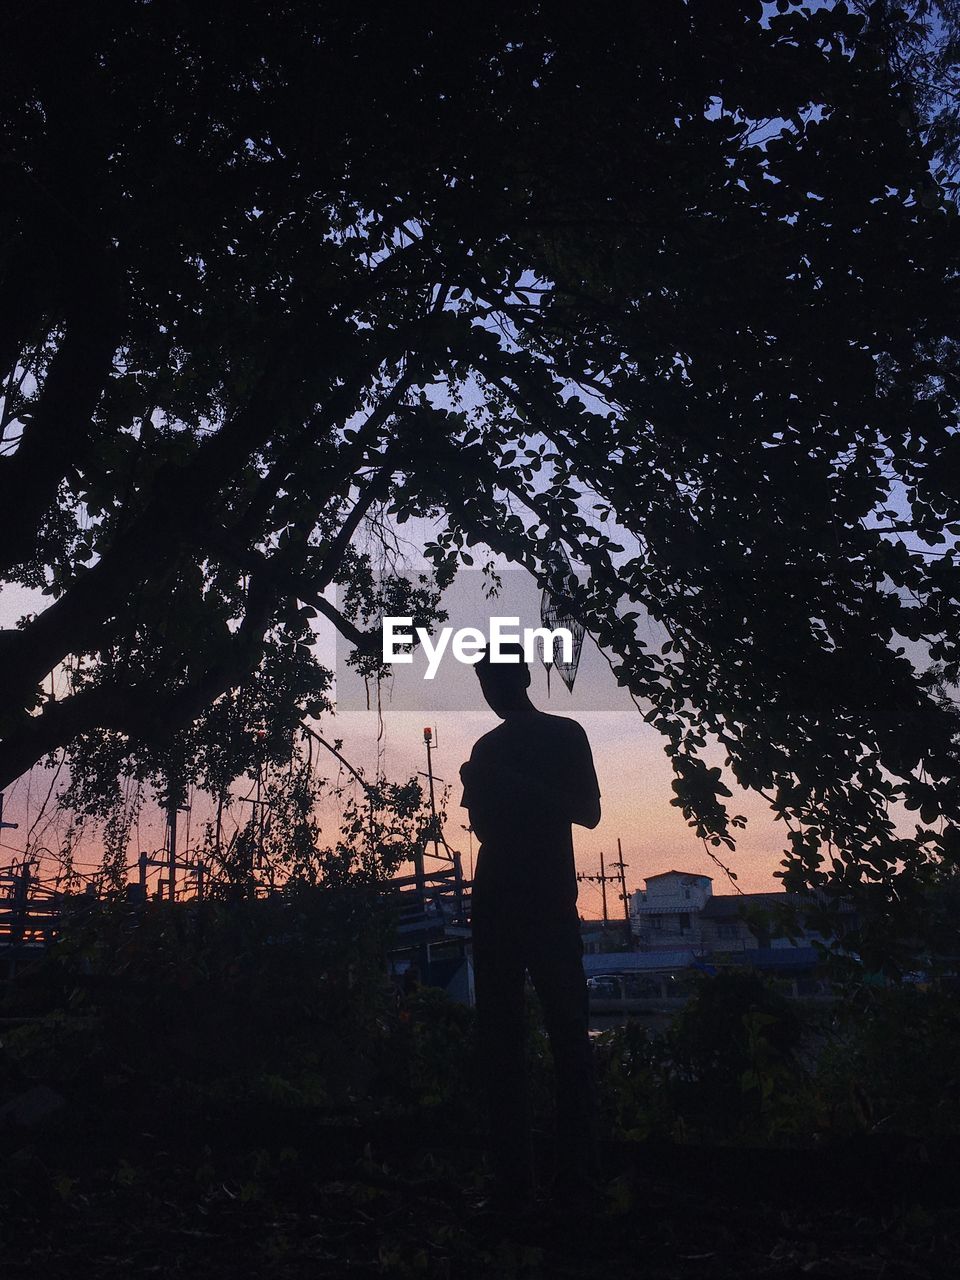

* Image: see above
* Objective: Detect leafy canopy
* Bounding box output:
[1,1,960,927]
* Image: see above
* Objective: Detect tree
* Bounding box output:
[2,1,959,940]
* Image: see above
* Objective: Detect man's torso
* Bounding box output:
[464,712,596,910]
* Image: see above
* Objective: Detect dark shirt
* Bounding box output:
[460,711,600,909]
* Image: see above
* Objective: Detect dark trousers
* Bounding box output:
[471,870,597,1197]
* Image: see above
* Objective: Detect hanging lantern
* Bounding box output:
[539,551,585,695]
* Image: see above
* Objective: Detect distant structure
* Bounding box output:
[574,868,860,998]
[625,869,855,959]
[629,870,713,950]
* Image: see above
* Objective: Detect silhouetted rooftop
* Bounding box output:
[698,892,798,919]
[644,870,714,882]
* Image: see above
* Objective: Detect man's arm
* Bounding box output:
[563,720,601,829]
[459,755,499,844]
[459,758,474,811]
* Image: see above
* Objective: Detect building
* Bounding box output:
[698,891,796,952]
[628,869,854,966]
[629,870,714,951]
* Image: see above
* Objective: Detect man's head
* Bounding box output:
[473,641,533,719]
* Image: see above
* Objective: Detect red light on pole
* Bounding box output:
[423,726,432,743]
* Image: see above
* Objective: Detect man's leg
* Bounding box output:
[471,890,533,1203]
[526,908,599,1201]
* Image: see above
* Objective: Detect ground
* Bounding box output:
[1,1098,958,1278]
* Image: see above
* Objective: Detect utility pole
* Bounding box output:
[461,824,474,882]
[237,795,269,899]
[242,727,270,898]
[166,798,178,902]
[420,726,464,916]
[0,793,19,834]
[0,795,22,944]
[185,859,206,901]
[161,767,192,903]
[577,850,618,926]
[422,727,441,862]
[165,793,191,902]
[416,727,432,909]
[10,860,32,946]
[612,837,632,950]
[138,849,167,900]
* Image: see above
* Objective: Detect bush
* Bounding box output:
[596,971,809,1144]
[595,1018,674,1141]
[0,884,398,1119]
[813,984,960,1138]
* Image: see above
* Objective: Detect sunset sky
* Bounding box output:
[0,556,792,916]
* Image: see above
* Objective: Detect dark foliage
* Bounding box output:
[3,923,960,1275]
[3,4,960,936]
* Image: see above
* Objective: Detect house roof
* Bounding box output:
[632,902,699,915]
[698,892,797,919]
[583,950,698,974]
[698,892,859,921]
[644,870,713,883]
[714,946,822,970]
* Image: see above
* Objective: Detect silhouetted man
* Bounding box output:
[460,642,601,1210]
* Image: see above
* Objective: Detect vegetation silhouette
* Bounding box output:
[3,4,960,1270]
[1,3,960,947]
